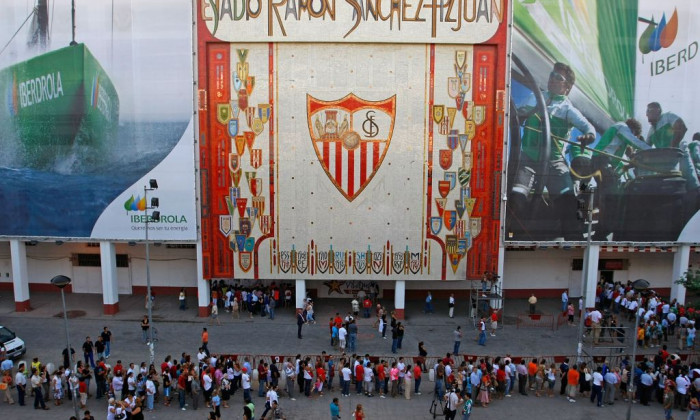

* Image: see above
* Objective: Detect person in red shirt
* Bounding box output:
[377,361,387,397]
[566,365,580,402]
[363,298,372,318]
[334,313,343,328]
[527,359,538,390]
[413,362,422,395]
[113,360,123,377]
[442,353,454,367]
[177,370,188,410]
[161,355,172,374]
[316,366,326,395]
[355,362,364,395]
[496,366,507,398]
[201,328,209,356]
[78,378,88,408]
[490,310,499,336]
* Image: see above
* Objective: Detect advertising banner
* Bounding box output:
[506,0,699,243]
[197,2,508,279]
[0,0,196,240]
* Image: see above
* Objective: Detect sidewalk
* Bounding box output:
[0,291,679,359]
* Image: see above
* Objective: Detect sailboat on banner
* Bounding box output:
[0,0,119,169]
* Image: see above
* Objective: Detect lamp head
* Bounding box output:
[51,275,72,289]
[149,179,158,189]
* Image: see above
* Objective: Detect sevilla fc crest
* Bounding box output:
[307,93,396,201]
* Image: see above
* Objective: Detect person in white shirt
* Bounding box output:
[341,365,352,396]
[561,290,569,313]
[338,326,347,350]
[197,349,207,365]
[444,387,459,417]
[112,374,124,401]
[589,309,603,344]
[124,393,136,415]
[15,363,27,406]
[260,384,279,419]
[284,361,296,401]
[145,375,156,411]
[397,358,406,393]
[676,372,690,409]
[202,369,213,405]
[448,294,455,318]
[363,362,374,396]
[30,368,48,410]
[242,367,252,401]
[614,294,622,313]
[666,312,677,336]
[590,367,604,406]
[628,299,639,320]
[225,289,233,312]
[648,295,658,312]
[662,302,671,318]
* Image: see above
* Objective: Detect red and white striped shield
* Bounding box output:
[250,149,263,169]
[307,93,396,202]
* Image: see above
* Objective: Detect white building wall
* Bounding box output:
[504,249,676,296]
[125,244,197,288]
[0,241,197,293]
[0,241,10,284]
[624,253,674,286]
[504,249,581,292]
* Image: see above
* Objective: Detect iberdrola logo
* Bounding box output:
[124,194,147,212]
[638,8,678,54]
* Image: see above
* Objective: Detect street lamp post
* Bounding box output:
[50,275,79,420]
[576,186,595,363]
[627,278,650,420]
[144,179,160,365]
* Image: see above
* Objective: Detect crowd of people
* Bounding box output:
[3,280,700,420]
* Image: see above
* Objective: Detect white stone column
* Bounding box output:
[100,241,120,315]
[671,245,691,305]
[197,241,210,317]
[295,279,306,312]
[494,244,506,309]
[582,244,600,309]
[10,239,30,311]
[394,280,406,319]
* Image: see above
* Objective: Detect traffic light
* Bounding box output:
[576,197,587,220]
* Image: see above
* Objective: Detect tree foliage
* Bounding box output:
[675,269,700,291]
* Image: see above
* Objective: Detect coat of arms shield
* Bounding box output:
[307,93,396,201]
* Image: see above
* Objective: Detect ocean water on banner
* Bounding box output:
[0,121,186,237]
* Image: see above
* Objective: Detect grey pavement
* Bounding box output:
[0,291,688,419]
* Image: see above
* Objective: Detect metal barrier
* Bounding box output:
[515,313,560,330]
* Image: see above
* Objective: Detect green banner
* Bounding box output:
[514,0,636,121]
